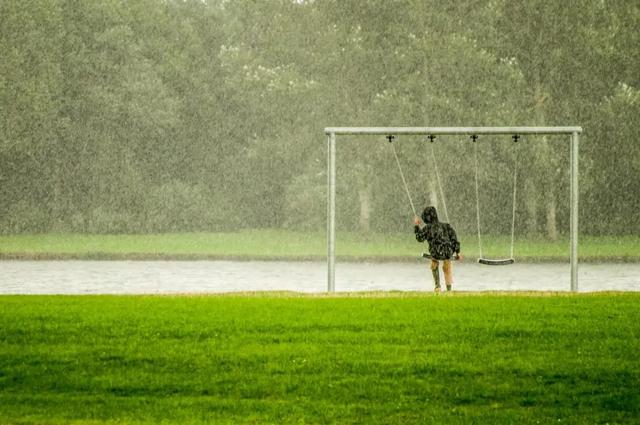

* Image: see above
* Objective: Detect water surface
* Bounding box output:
[1,261,639,294]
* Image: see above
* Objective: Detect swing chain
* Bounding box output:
[388,135,417,217]
[473,133,520,265]
[426,135,450,224]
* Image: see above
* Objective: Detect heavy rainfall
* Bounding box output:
[3,2,640,424]
[1,1,639,293]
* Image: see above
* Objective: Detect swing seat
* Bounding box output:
[478,258,515,266]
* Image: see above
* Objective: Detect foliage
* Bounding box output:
[0,0,638,235]
[585,83,640,235]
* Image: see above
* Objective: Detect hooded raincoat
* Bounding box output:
[414,206,460,260]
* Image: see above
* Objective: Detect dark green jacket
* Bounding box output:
[414,206,460,260]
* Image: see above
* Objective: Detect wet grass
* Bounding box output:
[1,293,639,424]
[0,231,638,261]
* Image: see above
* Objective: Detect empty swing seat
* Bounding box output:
[478,258,515,266]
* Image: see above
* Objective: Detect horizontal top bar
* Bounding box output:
[325,126,582,135]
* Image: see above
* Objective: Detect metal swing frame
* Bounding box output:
[324,127,582,292]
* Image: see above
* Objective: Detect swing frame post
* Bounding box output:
[324,126,582,293]
[327,132,336,293]
[570,131,580,292]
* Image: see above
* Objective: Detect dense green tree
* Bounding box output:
[286,0,526,233]
[581,2,640,235]
[586,84,640,235]
[0,0,64,231]
[0,0,637,235]
[490,0,636,238]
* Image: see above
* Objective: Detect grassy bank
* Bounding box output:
[0,231,638,262]
[0,293,639,424]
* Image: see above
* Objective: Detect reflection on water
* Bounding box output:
[1,261,639,294]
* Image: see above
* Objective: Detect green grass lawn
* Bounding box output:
[1,294,639,424]
[0,231,638,261]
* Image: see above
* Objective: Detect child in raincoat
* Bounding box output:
[414,206,461,292]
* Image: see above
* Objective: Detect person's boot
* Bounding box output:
[446,284,452,292]
[432,268,441,293]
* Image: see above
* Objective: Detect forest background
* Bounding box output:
[1,0,638,240]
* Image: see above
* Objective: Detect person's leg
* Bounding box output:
[443,260,453,291]
[430,259,441,292]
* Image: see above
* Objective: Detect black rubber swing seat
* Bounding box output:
[478,258,515,266]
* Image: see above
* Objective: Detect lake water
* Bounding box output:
[1,260,639,294]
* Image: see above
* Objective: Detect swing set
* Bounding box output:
[388,133,519,266]
[324,127,581,292]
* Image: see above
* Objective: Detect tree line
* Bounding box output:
[1,0,638,236]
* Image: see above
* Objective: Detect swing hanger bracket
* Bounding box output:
[471,134,479,142]
[427,134,436,143]
[512,134,520,143]
[386,135,395,143]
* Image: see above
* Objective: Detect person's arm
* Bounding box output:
[414,217,427,242]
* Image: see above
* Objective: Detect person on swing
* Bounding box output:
[414,206,461,292]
